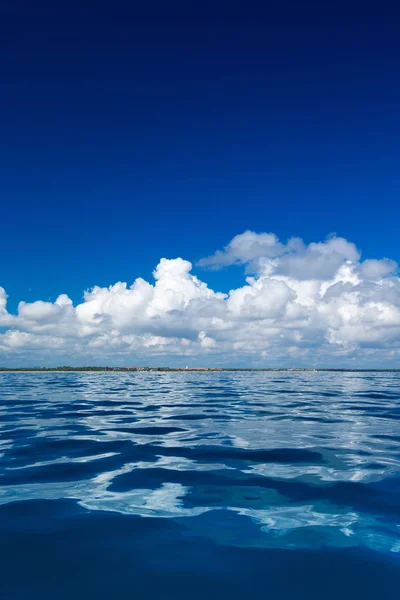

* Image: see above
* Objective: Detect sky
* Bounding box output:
[1,1,400,367]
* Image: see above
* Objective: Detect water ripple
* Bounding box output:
[0,371,400,555]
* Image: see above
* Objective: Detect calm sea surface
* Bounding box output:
[0,371,399,599]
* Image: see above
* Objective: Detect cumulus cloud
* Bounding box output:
[198,230,360,280]
[197,231,290,268]
[1,231,400,366]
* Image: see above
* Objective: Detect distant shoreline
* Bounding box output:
[0,368,399,373]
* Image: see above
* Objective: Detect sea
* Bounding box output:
[0,371,399,599]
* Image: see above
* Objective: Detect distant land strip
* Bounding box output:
[0,367,400,373]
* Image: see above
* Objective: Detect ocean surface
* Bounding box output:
[0,371,399,599]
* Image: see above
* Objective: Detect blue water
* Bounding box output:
[0,372,399,599]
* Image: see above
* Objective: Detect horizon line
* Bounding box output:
[1,367,400,373]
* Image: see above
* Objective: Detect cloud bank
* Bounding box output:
[1,231,400,366]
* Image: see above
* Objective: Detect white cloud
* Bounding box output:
[199,230,361,280]
[0,287,7,314]
[359,258,397,280]
[1,231,400,366]
[197,231,289,268]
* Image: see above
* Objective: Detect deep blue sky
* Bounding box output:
[1,1,400,312]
